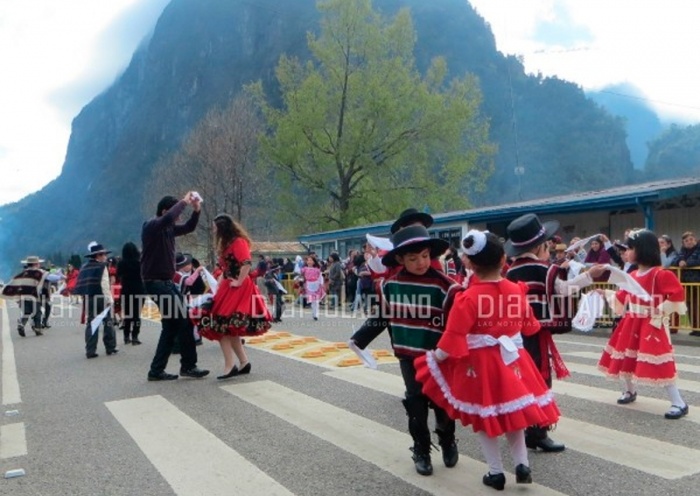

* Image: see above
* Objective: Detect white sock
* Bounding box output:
[621,377,636,393]
[477,431,504,475]
[665,384,686,407]
[311,301,319,318]
[505,430,528,467]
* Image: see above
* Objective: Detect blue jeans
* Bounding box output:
[145,280,197,374]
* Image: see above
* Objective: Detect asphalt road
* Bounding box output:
[2,298,700,496]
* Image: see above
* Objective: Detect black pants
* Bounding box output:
[121,294,144,338]
[84,297,117,355]
[19,298,42,329]
[145,280,197,374]
[523,332,552,388]
[41,294,51,326]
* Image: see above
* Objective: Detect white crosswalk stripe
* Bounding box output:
[222,380,566,495]
[1,300,22,405]
[324,366,700,479]
[105,395,294,496]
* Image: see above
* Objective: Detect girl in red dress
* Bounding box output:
[199,214,272,379]
[414,231,560,491]
[598,229,689,419]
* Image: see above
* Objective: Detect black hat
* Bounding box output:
[175,253,193,268]
[381,225,449,267]
[85,242,111,258]
[390,208,434,235]
[504,214,560,257]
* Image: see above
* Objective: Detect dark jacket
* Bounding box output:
[672,244,700,282]
[141,200,199,280]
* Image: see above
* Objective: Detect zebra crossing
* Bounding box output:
[3,300,700,494]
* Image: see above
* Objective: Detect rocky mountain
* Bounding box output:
[0,0,635,277]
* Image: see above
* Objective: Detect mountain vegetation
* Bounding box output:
[0,0,690,277]
[587,83,664,170]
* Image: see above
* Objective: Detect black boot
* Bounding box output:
[124,330,131,344]
[403,396,433,476]
[434,407,459,468]
[525,425,565,452]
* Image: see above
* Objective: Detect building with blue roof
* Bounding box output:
[299,177,700,258]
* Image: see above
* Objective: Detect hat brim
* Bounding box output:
[390,212,434,234]
[85,250,111,258]
[381,238,449,267]
[504,220,560,257]
[21,258,45,264]
[176,255,193,267]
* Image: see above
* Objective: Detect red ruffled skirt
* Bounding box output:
[196,277,271,340]
[598,315,676,385]
[415,349,560,437]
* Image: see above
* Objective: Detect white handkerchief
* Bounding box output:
[567,260,585,279]
[605,265,651,301]
[366,234,393,251]
[348,340,378,369]
[566,234,602,253]
[572,292,606,332]
[90,305,111,335]
[202,268,218,294]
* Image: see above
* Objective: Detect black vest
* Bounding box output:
[74,260,107,297]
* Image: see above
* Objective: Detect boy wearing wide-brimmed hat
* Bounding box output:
[73,242,118,359]
[1,255,48,336]
[504,214,606,453]
[369,225,462,476]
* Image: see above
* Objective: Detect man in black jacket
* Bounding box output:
[142,192,209,381]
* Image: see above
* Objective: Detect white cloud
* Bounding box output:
[0,0,168,206]
[469,0,700,122]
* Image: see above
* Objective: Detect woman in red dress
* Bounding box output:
[199,214,272,379]
[414,231,560,491]
[598,229,689,419]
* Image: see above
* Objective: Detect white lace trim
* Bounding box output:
[603,347,674,364]
[425,351,554,418]
[598,366,678,386]
[636,352,675,365]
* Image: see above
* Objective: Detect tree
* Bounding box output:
[145,94,268,264]
[251,0,494,230]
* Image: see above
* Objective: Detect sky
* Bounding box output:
[1,0,700,207]
[0,0,169,207]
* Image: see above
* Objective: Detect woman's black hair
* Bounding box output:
[463,232,504,270]
[121,241,140,261]
[626,230,661,267]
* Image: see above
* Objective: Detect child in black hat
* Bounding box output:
[368,225,462,476]
[505,214,606,452]
[73,242,118,358]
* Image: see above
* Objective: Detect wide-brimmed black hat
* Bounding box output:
[390,208,434,234]
[504,214,560,257]
[381,225,449,267]
[85,242,111,258]
[175,252,193,267]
